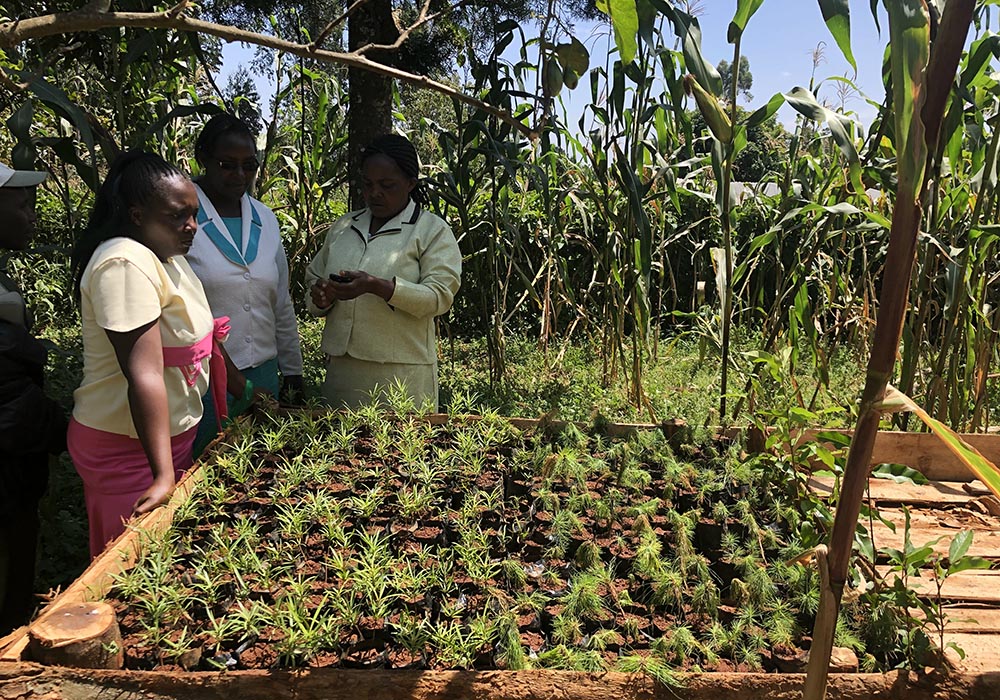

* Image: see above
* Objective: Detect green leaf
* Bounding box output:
[784,86,864,194]
[121,29,161,68]
[598,0,640,65]
[41,137,100,191]
[544,59,564,97]
[881,386,1000,500]
[856,528,875,561]
[744,92,785,130]
[947,556,991,575]
[636,0,657,47]
[948,530,974,563]
[21,75,96,154]
[495,19,519,34]
[6,100,36,170]
[556,38,590,76]
[961,35,1000,89]
[563,68,580,90]
[886,0,930,203]
[651,3,723,96]
[871,463,929,485]
[813,430,853,448]
[906,545,938,567]
[818,0,857,71]
[135,103,223,149]
[789,406,817,424]
[728,0,765,43]
[683,17,722,96]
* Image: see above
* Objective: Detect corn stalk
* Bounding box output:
[802,2,976,699]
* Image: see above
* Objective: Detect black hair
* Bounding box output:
[71,150,186,299]
[195,112,256,164]
[360,134,429,206]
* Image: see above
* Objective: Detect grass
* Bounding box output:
[436,327,866,427]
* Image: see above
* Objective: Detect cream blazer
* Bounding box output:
[305,201,462,365]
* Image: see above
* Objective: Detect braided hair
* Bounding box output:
[195,112,255,165]
[360,134,429,206]
[71,150,186,299]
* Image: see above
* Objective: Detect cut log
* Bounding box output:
[27,602,123,669]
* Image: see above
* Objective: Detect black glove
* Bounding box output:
[279,374,305,406]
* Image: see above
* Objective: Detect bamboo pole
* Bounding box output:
[801,2,976,699]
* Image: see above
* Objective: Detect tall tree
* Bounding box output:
[223,67,264,136]
[717,55,753,103]
[204,0,598,207]
[346,1,398,207]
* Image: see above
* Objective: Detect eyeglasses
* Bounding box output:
[216,159,260,173]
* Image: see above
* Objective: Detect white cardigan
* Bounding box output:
[186,184,303,375]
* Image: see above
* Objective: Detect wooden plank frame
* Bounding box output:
[0,663,998,700]
[2,414,1000,699]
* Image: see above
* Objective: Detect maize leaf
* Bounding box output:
[880,385,1000,499]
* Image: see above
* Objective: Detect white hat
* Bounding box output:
[0,163,46,188]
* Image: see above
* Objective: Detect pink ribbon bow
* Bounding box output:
[162,316,231,429]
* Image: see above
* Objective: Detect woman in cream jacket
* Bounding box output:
[306,134,461,410]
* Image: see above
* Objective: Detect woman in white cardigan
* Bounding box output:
[186,113,303,450]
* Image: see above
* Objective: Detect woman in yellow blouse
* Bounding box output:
[69,151,257,557]
[306,134,462,410]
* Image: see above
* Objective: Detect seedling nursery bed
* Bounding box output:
[2,409,1000,700]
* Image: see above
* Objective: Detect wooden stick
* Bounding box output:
[803,545,839,700]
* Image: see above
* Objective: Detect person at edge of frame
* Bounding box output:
[0,162,68,635]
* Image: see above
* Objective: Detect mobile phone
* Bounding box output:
[329,273,353,283]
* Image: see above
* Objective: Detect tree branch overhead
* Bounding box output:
[0,7,537,139]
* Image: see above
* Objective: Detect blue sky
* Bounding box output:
[551,0,890,131]
[220,2,901,133]
[687,0,889,128]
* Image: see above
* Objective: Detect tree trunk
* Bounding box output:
[347,0,398,209]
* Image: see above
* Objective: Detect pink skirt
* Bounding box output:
[68,418,196,558]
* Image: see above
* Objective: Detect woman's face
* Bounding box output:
[362,154,416,223]
[129,175,200,261]
[199,131,258,204]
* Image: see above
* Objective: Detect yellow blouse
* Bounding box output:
[73,238,214,437]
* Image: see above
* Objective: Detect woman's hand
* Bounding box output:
[310,279,337,309]
[132,474,175,516]
[329,270,396,302]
